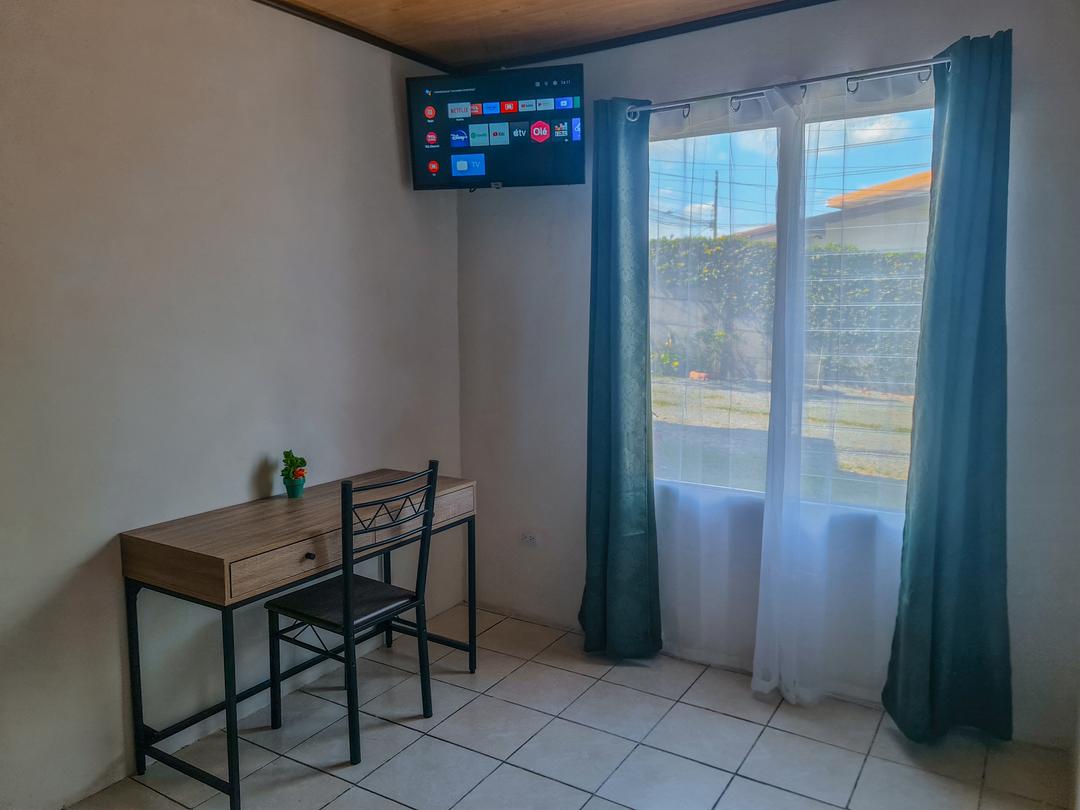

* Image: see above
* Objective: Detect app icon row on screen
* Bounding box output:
[443,97,580,119]
[449,118,581,148]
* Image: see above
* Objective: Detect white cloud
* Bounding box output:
[847,113,915,144]
[683,202,716,219]
[649,138,689,162]
[731,127,777,157]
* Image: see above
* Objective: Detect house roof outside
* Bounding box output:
[731,170,932,241]
[825,170,931,209]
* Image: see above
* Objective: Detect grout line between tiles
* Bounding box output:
[311,782,351,810]
[731,773,851,808]
[591,741,643,803]
[131,777,196,809]
[842,710,885,808]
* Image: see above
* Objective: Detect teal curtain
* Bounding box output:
[883,30,1013,742]
[579,98,662,659]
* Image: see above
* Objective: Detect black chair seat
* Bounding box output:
[266,574,416,632]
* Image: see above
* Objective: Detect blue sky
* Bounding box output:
[648,108,934,239]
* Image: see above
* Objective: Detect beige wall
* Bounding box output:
[0,2,460,808]
[459,0,1080,747]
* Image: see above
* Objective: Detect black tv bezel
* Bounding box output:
[405,64,586,191]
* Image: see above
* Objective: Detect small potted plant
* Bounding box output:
[280,449,308,498]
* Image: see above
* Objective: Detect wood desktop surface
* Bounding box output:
[120,469,475,606]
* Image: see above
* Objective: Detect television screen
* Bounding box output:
[406,64,585,190]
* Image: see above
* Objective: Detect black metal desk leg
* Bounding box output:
[124,579,146,775]
[468,516,477,673]
[221,609,242,810]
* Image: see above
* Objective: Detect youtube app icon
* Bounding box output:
[530,121,550,143]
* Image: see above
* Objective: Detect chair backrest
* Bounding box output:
[339,461,440,626]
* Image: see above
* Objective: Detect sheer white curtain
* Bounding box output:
[650,75,934,703]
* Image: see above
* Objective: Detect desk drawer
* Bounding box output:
[227,484,475,602]
[230,530,340,601]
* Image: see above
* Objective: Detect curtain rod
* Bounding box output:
[625,56,951,121]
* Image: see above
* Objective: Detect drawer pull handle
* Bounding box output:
[304,552,317,561]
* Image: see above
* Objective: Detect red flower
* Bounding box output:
[294,468,306,479]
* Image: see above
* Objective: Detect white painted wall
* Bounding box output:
[459,0,1080,747]
[0,2,462,808]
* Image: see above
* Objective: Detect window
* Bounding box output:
[649,89,934,512]
[649,128,779,492]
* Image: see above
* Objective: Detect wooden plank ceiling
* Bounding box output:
[267,0,826,69]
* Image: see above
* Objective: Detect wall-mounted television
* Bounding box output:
[406,64,585,191]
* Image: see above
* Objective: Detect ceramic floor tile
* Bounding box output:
[361,674,475,732]
[430,694,551,758]
[455,763,590,810]
[850,756,979,810]
[198,756,349,810]
[716,777,838,809]
[870,716,987,784]
[979,788,1058,809]
[643,702,762,771]
[69,778,186,810]
[738,728,864,806]
[582,799,629,810]
[535,633,619,678]
[602,654,706,700]
[302,658,412,707]
[362,638,451,673]
[135,730,277,807]
[476,618,566,659]
[321,786,412,809]
[239,690,347,753]
[427,604,505,640]
[770,697,882,753]
[509,717,635,792]
[680,667,780,724]
[360,736,498,810]
[560,681,674,741]
[429,647,526,692]
[487,660,595,714]
[598,745,732,810]
[286,712,421,783]
[985,740,1074,807]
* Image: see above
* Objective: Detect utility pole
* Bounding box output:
[711,169,719,239]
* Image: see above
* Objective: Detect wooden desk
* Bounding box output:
[120,469,477,810]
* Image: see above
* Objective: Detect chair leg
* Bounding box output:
[416,604,433,718]
[343,627,362,765]
[382,552,394,648]
[268,611,282,730]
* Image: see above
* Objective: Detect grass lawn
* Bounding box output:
[652,376,914,510]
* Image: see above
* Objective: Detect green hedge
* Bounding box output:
[649,235,926,391]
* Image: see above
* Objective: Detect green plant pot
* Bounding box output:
[284,478,305,499]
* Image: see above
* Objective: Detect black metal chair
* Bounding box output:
[265,461,440,764]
